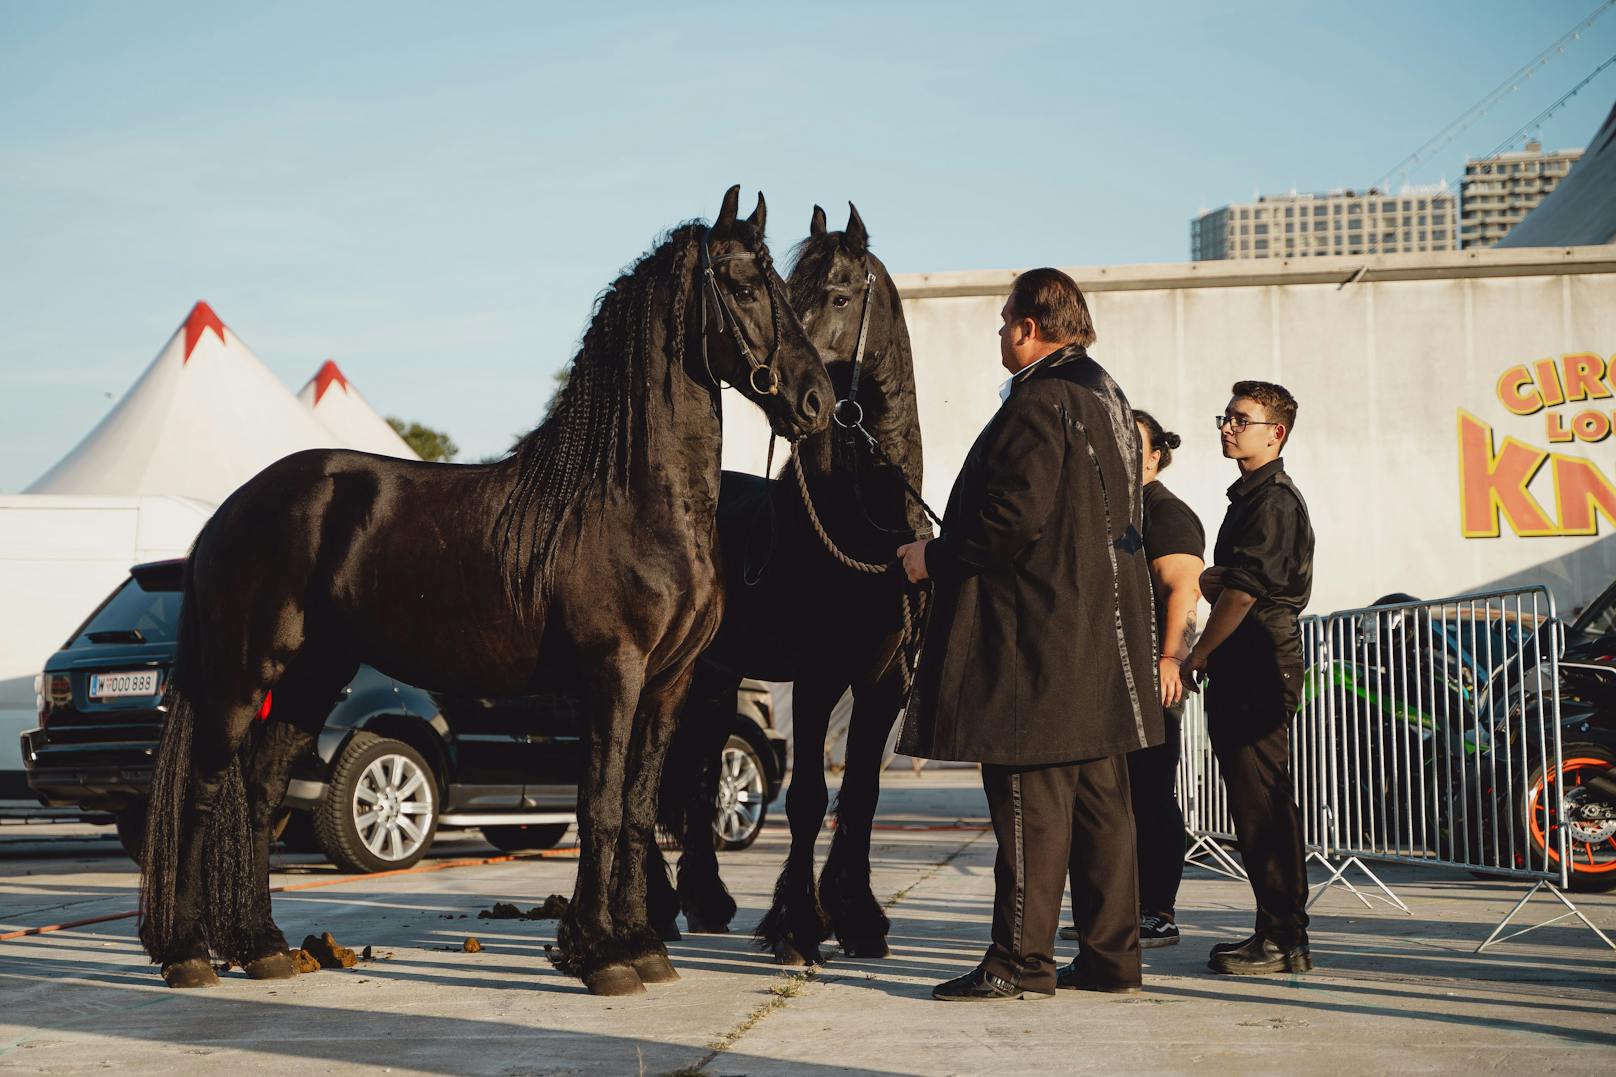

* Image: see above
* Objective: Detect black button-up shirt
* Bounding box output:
[1210,458,1314,670]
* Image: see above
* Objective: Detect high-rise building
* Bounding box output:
[1460,140,1583,249]
[1191,184,1459,261]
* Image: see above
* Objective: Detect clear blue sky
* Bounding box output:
[3,0,1613,489]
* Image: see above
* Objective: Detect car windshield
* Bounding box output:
[74,573,183,646]
[1573,579,1616,640]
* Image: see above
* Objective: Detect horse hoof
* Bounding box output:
[162,959,220,989]
[772,941,820,967]
[584,963,646,996]
[840,938,890,960]
[632,953,680,984]
[243,952,299,980]
[655,921,682,943]
[683,914,730,935]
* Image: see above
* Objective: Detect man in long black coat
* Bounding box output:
[897,267,1163,1000]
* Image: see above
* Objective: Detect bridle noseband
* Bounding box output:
[699,227,783,397]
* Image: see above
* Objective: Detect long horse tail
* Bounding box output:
[138,560,256,964]
[137,678,194,961]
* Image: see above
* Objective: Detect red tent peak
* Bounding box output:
[182,301,227,364]
[312,359,350,404]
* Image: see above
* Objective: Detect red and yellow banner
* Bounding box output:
[1459,353,1616,538]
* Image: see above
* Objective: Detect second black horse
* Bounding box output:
[652,204,929,964]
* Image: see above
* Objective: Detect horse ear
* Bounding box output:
[846,202,868,249]
[810,204,827,236]
[746,191,767,235]
[716,185,741,229]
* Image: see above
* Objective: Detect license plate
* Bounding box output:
[89,670,160,700]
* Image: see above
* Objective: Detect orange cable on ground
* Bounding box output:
[0,844,579,943]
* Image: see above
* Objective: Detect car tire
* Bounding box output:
[314,732,439,874]
[714,732,769,851]
[115,805,147,866]
[481,823,571,852]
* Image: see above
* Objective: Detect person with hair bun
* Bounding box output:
[1061,410,1203,950]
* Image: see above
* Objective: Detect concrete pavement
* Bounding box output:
[1,770,1612,1075]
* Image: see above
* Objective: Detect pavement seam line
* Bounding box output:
[677,827,989,1076]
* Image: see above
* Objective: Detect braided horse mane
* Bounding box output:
[494,222,706,608]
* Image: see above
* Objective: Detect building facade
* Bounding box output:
[1461,140,1583,249]
[1191,185,1459,261]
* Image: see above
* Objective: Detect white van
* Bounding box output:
[0,495,213,818]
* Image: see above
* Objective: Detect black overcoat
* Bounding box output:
[897,345,1164,765]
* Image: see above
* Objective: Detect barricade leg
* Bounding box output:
[1306,854,1411,914]
[1475,880,1616,953]
[1183,833,1247,880]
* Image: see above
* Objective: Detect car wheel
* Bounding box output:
[714,733,768,851]
[314,732,438,874]
[1525,744,1616,892]
[115,805,146,866]
[481,823,571,852]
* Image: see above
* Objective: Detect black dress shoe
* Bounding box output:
[932,966,1053,1001]
[1055,958,1142,994]
[1209,932,1260,957]
[1208,935,1313,975]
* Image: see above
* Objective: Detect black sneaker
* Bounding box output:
[932,966,1054,1001]
[1139,914,1179,948]
[1058,925,1081,941]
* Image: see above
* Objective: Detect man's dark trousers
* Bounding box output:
[982,756,1141,993]
[1208,670,1309,945]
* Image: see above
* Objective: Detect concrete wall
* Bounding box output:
[724,246,1616,616]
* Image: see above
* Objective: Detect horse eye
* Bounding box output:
[831,295,850,308]
[734,286,756,301]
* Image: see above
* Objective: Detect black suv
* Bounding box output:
[22,560,786,872]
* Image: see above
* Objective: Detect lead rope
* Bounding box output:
[791,450,929,697]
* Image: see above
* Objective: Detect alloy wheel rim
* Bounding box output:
[715,745,765,843]
[353,753,433,862]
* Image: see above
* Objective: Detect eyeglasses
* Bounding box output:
[1214,414,1279,434]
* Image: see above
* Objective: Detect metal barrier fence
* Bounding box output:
[1178,586,1614,952]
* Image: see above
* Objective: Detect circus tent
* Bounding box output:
[1499,101,1616,247]
[296,359,419,459]
[25,301,351,506]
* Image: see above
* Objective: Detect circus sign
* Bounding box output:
[1458,352,1616,539]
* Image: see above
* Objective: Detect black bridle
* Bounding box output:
[699,227,783,398]
[831,262,879,432]
[827,260,944,535]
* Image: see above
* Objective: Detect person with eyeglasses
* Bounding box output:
[1182,380,1315,976]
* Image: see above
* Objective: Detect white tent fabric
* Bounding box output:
[296,360,419,459]
[26,301,351,505]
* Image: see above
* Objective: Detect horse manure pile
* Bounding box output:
[476,895,570,921]
[462,937,482,953]
[290,931,360,971]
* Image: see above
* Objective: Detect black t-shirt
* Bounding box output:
[1142,480,1205,635]
[1142,480,1205,563]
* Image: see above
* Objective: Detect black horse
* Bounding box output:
[650,204,928,964]
[137,186,833,997]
